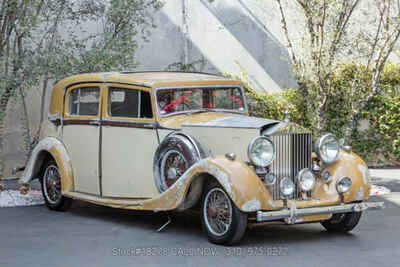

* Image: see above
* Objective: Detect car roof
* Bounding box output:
[49,72,242,117]
[54,71,240,89]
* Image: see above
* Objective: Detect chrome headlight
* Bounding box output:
[297,168,315,192]
[280,177,295,197]
[248,136,275,167]
[315,133,340,164]
[265,173,277,185]
[336,177,352,194]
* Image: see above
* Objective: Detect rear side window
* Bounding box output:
[108,87,153,119]
[68,87,100,116]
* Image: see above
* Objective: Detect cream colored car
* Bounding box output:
[19,72,383,245]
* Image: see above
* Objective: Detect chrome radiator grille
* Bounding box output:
[269,133,313,200]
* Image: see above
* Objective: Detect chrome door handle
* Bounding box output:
[88,120,101,126]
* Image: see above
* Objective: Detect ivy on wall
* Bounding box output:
[232,63,400,166]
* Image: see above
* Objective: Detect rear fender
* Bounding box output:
[19,137,74,194]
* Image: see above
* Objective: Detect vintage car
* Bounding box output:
[19,72,383,245]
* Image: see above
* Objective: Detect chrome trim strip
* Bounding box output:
[65,81,152,90]
[101,119,157,129]
[256,202,385,224]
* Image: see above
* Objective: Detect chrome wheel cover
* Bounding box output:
[160,150,188,189]
[43,165,62,204]
[203,188,233,236]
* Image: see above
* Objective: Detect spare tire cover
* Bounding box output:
[153,133,204,193]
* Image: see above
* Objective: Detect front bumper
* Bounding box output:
[256,201,385,224]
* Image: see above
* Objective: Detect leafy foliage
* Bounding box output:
[0,0,163,180]
[275,0,400,139]
[233,63,400,166]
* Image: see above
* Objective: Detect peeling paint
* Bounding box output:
[323,184,329,193]
[355,188,364,200]
[358,164,370,185]
[321,181,338,198]
[208,165,235,200]
[241,198,261,211]
[268,200,275,208]
[20,138,71,184]
[21,138,56,183]
[56,144,71,163]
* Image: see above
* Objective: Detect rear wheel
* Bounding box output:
[41,159,72,211]
[321,211,362,233]
[201,181,247,245]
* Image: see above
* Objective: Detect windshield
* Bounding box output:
[157,87,246,116]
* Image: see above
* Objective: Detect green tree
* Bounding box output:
[0,0,162,188]
[275,0,400,139]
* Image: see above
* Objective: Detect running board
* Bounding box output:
[64,192,150,209]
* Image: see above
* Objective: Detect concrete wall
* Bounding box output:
[2,0,296,178]
[135,0,296,92]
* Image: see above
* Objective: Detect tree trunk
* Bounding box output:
[344,114,359,143]
[0,87,12,183]
[19,86,32,166]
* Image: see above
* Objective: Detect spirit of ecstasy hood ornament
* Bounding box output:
[283,110,290,122]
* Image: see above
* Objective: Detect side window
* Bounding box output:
[108,87,153,119]
[69,87,100,116]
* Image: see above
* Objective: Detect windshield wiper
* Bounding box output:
[185,108,219,115]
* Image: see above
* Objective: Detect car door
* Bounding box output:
[63,84,102,195]
[101,84,160,198]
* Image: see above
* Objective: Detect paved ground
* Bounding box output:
[0,173,399,267]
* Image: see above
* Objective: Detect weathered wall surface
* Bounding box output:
[2,0,296,178]
[135,0,296,92]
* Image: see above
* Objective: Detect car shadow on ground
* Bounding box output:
[67,200,360,247]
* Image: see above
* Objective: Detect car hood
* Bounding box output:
[158,112,309,162]
[159,113,280,130]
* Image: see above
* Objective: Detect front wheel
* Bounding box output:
[41,159,72,211]
[321,211,362,233]
[201,181,247,245]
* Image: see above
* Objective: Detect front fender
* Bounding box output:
[312,150,371,203]
[19,137,74,194]
[142,155,273,212]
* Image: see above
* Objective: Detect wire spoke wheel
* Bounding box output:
[160,150,188,189]
[43,165,62,204]
[203,188,233,236]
